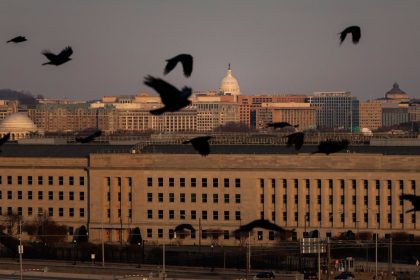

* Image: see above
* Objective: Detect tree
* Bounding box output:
[73,225,88,243]
[0,212,22,236]
[23,214,67,244]
[129,227,142,245]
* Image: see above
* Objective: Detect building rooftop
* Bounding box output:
[1,143,420,157]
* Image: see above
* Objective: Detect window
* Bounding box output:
[169,177,174,187]
[191,193,196,203]
[352,180,356,189]
[294,179,298,188]
[158,193,164,202]
[18,176,22,185]
[180,193,185,203]
[260,178,265,188]
[329,179,333,189]
[224,211,229,220]
[318,212,321,222]
[191,210,196,220]
[213,178,218,188]
[364,196,368,206]
[48,207,54,216]
[294,195,298,204]
[399,180,404,190]
[106,177,110,187]
[7,207,12,215]
[202,210,208,220]
[340,179,345,189]
[69,191,74,201]
[169,210,174,219]
[158,177,163,187]
[235,178,240,188]
[364,180,368,189]
[294,212,298,222]
[341,213,345,223]
[412,180,416,191]
[59,176,64,186]
[283,194,287,204]
[147,229,152,238]
[48,176,53,185]
[158,229,163,238]
[329,195,333,205]
[376,180,380,189]
[341,195,344,205]
[147,210,152,219]
[352,195,356,205]
[235,211,241,221]
[158,210,163,219]
[352,213,356,222]
[364,213,368,223]
[283,179,287,188]
[376,213,380,223]
[376,196,380,206]
[80,192,84,201]
[147,177,152,187]
[224,178,229,188]
[17,207,22,216]
[283,212,287,222]
[399,213,404,224]
[235,194,241,203]
[0,191,2,199]
[48,191,53,200]
[213,211,218,220]
[147,193,152,202]
[308,179,312,189]
[317,195,322,205]
[28,191,32,200]
[224,230,229,240]
[129,192,132,202]
[202,193,207,203]
[107,209,110,218]
[412,213,416,224]
[387,213,392,224]
[69,208,74,217]
[59,191,64,200]
[202,178,208,187]
[180,210,186,219]
[18,191,22,200]
[128,209,132,218]
[38,176,43,185]
[7,176,12,185]
[213,194,218,203]
[79,176,85,186]
[0,176,2,184]
[329,212,333,222]
[38,191,43,200]
[117,177,122,187]
[272,211,276,222]
[191,178,196,187]
[260,194,264,203]
[180,178,185,187]
[387,180,392,190]
[169,193,175,202]
[28,207,33,216]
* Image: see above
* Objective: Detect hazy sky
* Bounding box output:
[1,0,419,101]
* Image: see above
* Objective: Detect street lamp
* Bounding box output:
[73,239,77,265]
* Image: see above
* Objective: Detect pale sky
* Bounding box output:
[0,0,419,101]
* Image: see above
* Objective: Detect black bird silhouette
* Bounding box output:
[144,75,192,115]
[0,133,11,146]
[183,136,212,156]
[284,132,304,150]
[267,122,298,129]
[400,194,420,213]
[75,130,102,144]
[174,224,196,233]
[313,139,350,155]
[164,54,193,77]
[233,219,291,235]
[7,36,27,43]
[42,46,73,66]
[339,25,361,45]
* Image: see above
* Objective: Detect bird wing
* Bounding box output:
[42,50,58,61]
[143,76,180,106]
[58,46,73,59]
[191,136,211,156]
[350,26,361,43]
[291,132,304,150]
[164,57,179,76]
[179,54,193,77]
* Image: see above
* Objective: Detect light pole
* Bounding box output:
[18,220,23,280]
[368,207,378,279]
[73,239,77,265]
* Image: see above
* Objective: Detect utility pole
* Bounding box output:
[375,232,378,280]
[388,237,392,280]
[18,220,23,280]
[101,221,105,267]
[162,242,166,280]
[246,231,251,279]
[318,237,321,280]
[327,237,331,280]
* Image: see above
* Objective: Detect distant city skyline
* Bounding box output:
[1,0,419,101]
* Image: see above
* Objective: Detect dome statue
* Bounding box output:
[219,64,241,97]
[0,112,41,140]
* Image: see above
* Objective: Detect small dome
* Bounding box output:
[385,82,409,100]
[0,113,39,140]
[219,64,240,96]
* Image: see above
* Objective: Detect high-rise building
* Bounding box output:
[308,91,359,131]
[359,101,382,131]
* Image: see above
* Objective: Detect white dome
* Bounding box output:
[219,64,240,96]
[0,113,38,132]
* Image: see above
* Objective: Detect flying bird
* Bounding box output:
[0,133,11,146]
[339,25,361,45]
[174,224,196,233]
[164,54,193,77]
[400,194,420,213]
[312,139,350,155]
[233,219,291,234]
[183,136,212,156]
[75,130,102,144]
[267,122,298,129]
[42,46,73,66]
[285,132,304,150]
[144,75,192,115]
[7,36,27,44]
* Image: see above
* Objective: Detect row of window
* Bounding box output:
[0,190,84,201]
[146,193,240,203]
[105,177,132,187]
[145,228,276,241]
[0,175,85,186]
[0,206,85,218]
[262,178,416,190]
[146,209,241,221]
[267,194,408,206]
[147,177,241,188]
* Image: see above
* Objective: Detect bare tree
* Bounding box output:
[23,213,67,244]
[0,212,22,236]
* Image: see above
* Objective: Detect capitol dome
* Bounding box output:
[219,64,240,97]
[385,82,409,101]
[0,113,39,140]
